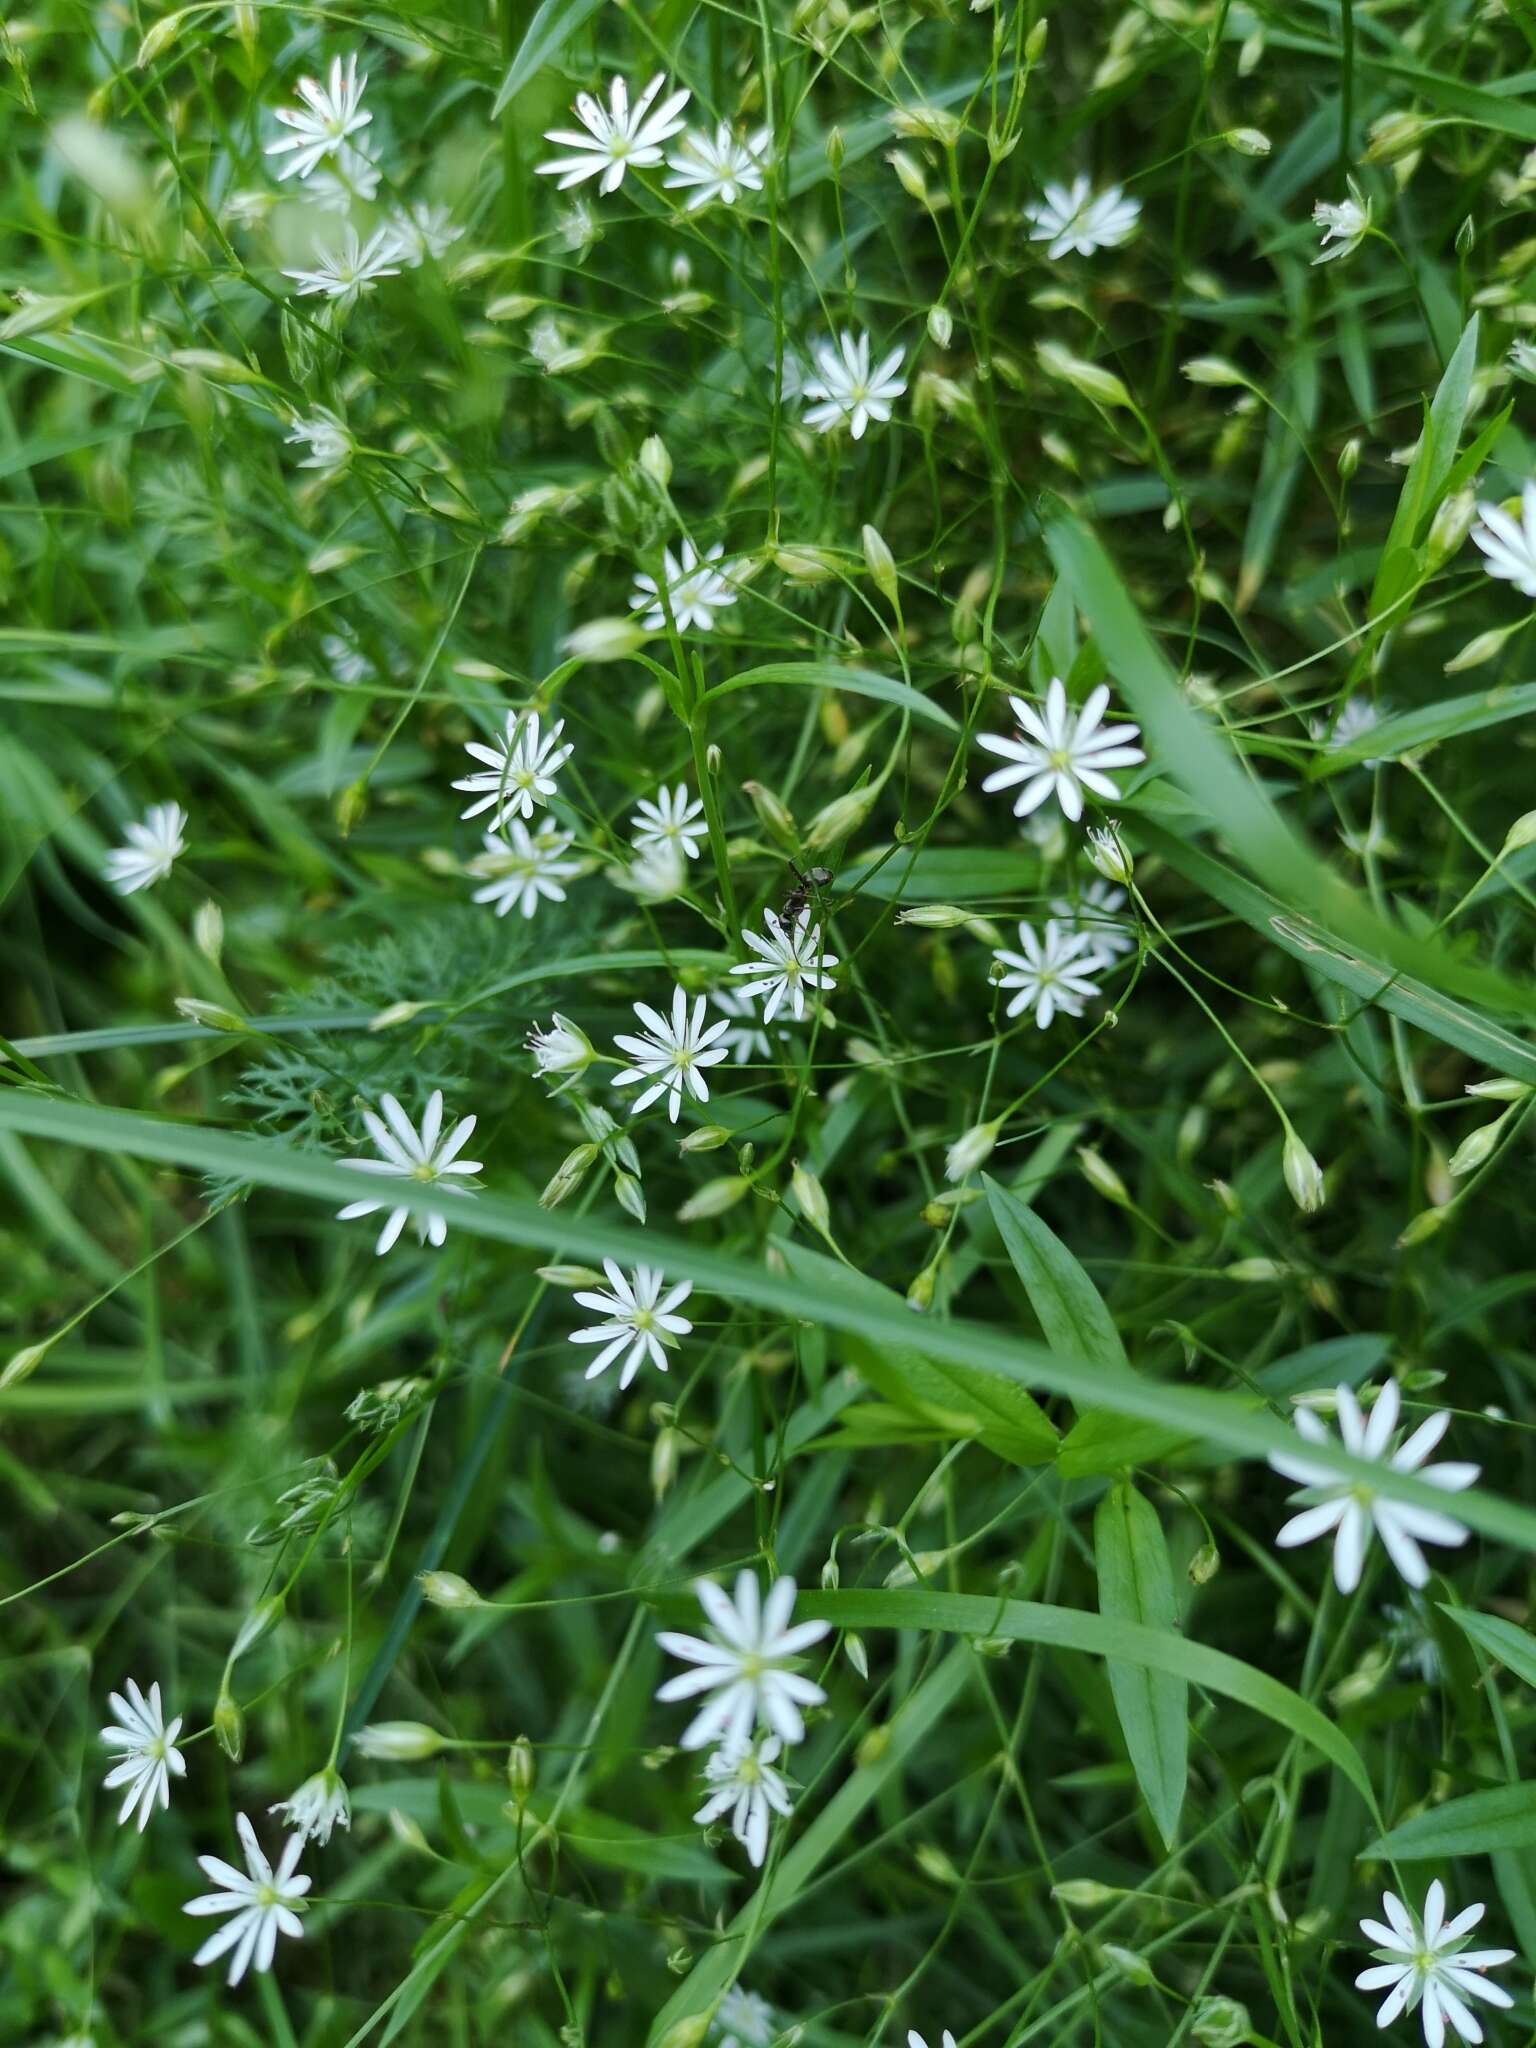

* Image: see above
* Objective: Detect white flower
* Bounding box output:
[285,407,352,473]
[537,73,691,195]
[305,142,381,211]
[388,199,463,266]
[713,1988,777,2048]
[569,1258,693,1389]
[799,329,907,439]
[265,53,371,183]
[1314,694,1388,755]
[632,540,738,632]
[100,1678,186,1831]
[269,1768,350,1848]
[336,1089,482,1256]
[978,678,1145,824]
[283,223,401,305]
[994,919,1104,1028]
[104,801,186,895]
[1509,339,1536,381]
[613,987,731,1122]
[908,2033,958,2048]
[713,986,774,1064]
[1471,480,1536,598]
[616,839,690,904]
[322,627,374,685]
[664,123,769,209]
[631,782,708,862]
[1356,1881,1514,2048]
[453,711,573,829]
[1024,175,1140,258]
[528,1014,593,1080]
[1268,1379,1478,1594]
[729,909,839,1024]
[467,821,581,919]
[1049,877,1133,968]
[1313,177,1371,264]
[183,1813,310,1986]
[695,1733,793,1867]
[656,1572,831,1749]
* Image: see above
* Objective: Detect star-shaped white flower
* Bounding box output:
[1313,177,1371,264]
[695,1732,793,1868]
[467,821,581,919]
[632,540,737,632]
[100,1678,186,1830]
[184,1812,310,1986]
[283,223,401,305]
[1268,1379,1478,1594]
[1471,480,1536,598]
[537,73,691,195]
[336,1090,482,1256]
[799,329,907,440]
[729,908,838,1024]
[527,1012,593,1082]
[1313,694,1389,760]
[285,407,353,473]
[656,1572,830,1749]
[305,141,382,212]
[269,1767,351,1847]
[569,1259,693,1389]
[664,122,770,209]
[453,711,573,830]
[265,53,371,183]
[1357,1881,1514,2048]
[612,986,731,1122]
[713,986,774,1064]
[715,1988,777,2048]
[631,782,708,861]
[977,678,1145,824]
[1049,877,1133,968]
[1024,175,1140,258]
[994,919,1104,1028]
[103,801,186,896]
[387,200,463,266]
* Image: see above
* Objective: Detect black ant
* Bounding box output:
[781,861,832,924]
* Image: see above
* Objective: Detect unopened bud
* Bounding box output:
[369,1000,431,1032]
[806,783,881,852]
[506,1735,536,1804]
[1281,1126,1326,1213]
[1101,1943,1154,1988]
[945,1118,1001,1183]
[541,1142,598,1210]
[773,544,839,583]
[174,997,246,1033]
[638,435,672,488]
[1338,436,1362,480]
[677,1176,751,1222]
[651,1424,680,1502]
[1188,1539,1220,1585]
[562,617,647,663]
[1224,127,1271,156]
[906,1259,938,1311]
[861,523,898,603]
[1397,1206,1449,1248]
[679,1125,732,1154]
[1445,622,1521,672]
[1037,339,1132,409]
[896,902,973,928]
[886,149,930,206]
[352,1720,447,1762]
[1191,1995,1252,2047]
[537,1264,605,1288]
[791,1162,834,1244]
[844,1631,869,1680]
[231,1595,284,1661]
[927,304,953,349]
[1182,355,1247,387]
[1467,1076,1532,1101]
[613,1170,646,1224]
[1,1337,52,1387]
[1501,811,1536,856]
[821,1555,840,1589]
[1225,1257,1285,1282]
[418,1570,485,1610]
[1448,1113,1508,1177]
[193,900,224,965]
[742,780,798,843]
[1077,1145,1130,1207]
[1052,1879,1123,1908]
[1427,486,1476,561]
[214,1690,245,1761]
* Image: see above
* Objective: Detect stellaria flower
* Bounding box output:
[799,329,907,440]
[1024,176,1140,258]
[632,541,737,633]
[387,200,463,266]
[285,407,353,473]
[467,821,581,919]
[1049,877,1134,968]
[665,123,770,209]
[568,1259,693,1389]
[978,679,1145,824]
[103,801,186,896]
[729,909,839,1023]
[1471,480,1536,598]
[714,1989,777,2048]
[100,1678,186,1830]
[336,1090,482,1256]
[283,223,401,306]
[1356,1881,1513,2047]
[1313,694,1389,762]
[537,73,691,195]
[612,987,731,1122]
[183,1813,310,1986]
[631,783,708,861]
[713,986,774,1064]
[694,1733,793,1867]
[265,53,371,183]
[306,142,382,211]
[269,1768,351,1848]
[994,919,1104,1029]
[453,711,573,829]
[1313,177,1372,264]
[527,1014,593,1083]
[1268,1379,1478,1594]
[908,2034,959,2048]
[656,1572,830,1749]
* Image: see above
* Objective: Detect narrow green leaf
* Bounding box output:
[1095,1482,1188,1845]
[1364,1783,1536,1860]
[701,661,960,732]
[985,1175,1127,1370]
[1313,681,1536,778]
[1371,314,1479,615]
[1440,1606,1536,1689]
[490,0,606,115]
[837,845,1038,902]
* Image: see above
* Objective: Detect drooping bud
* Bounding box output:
[541,1143,599,1210]
[418,1570,486,1611]
[562,617,647,663]
[1448,1113,1508,1178]
[861,523,898,604]
[944,1118,1002,1183]
[506,1736,536,1806]
[1281,1125,1326,1213]
[1077,1145,1131,1207]
[676,1176,751,1222]
[214,1689,245,1761]
[791,1162,834,1245]
[352,1720,448,1762]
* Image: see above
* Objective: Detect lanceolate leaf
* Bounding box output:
[1095,1482,1189,1845]
[985,1175,1127,1370]
[700,661,960,731]
[1364,1782,1536,1860]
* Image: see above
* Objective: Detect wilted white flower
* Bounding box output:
[104,801,186,895]
[1049,877,1133,968]
[269,1768,350,1848]
[283,223,401,305]
[1024,175,1140,258]
[528,1014,593,1080]
[569,1259,693,1389]
[994,919,1104,1029]
[799,329,908,439]
[631,782,708,861]
[1269,1379,1478,1594]
[632,540,737,632]
[978,678,1145,824]
[537,73,691,194]
[695,1733,792,1867]
[729,908,839,1023]
[100,1678,186,1831]
[1313,178,1372,264]
[656,1572,830,1749]
[1356,1881,1513,2047]
[665,123,769,209]
[713,986,774,1064]
[467,821,581,918]
[387,199,463,266]
[285,407,352,473]
[265,53,371,183]
[183,1813,310,1986]
[453,711,573,829]
[613,987,731,1121]
[1471,481,1536,598]
[714,1988,777,2048]
[336,1090,482,1256]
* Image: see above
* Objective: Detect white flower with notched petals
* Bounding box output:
[1269,1379,1478,1595]
[1313,694,1389,764]
[613,987,731,1122]
[100,1679,186,1830]
[695,1733,793,1868]
[656,1572,830,1750]
[269,1767,350,1848]
[104,801,186,896]
[285,407,353,474]
[713,986,774,1064]
[799,329,907,440]
[336,1090,482,1256]
[1471,481,1536,598]
[265,53,371,183]
[994,919,1104,1029]
[388,200,463,266]
[527,1013,593,1084]
[569,1259,693,1389]
[714,1989,777,2048]
[978,678,1145,824]
[729,909,839,1024]
[283,223,401,305]
[467,821,581,919]
[1313,178,1372,264]
[632,540,737,633]
[184,1813,310,1986]
[908,2033,958,2048]
[1357,1881,1513,2048]
[1024,176,1140,258]
[453,711,573,830]
[537,73,691,195]
[1050,877,1133,968]
[615,839,690,904]
[665,123,769,209]
[631,782,708,862]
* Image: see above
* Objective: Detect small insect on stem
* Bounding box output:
[781,862,833,925]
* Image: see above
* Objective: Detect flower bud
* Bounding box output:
[369,1000,431,1032]
[676,1176,751,1222]
[352,1720,447,1762]
[927,304,953,349]
[1448,1113,1507,1177]
[1036,340,1132,410]
[1501,811,1536,856]
[1101,1944,1154,1988]
[741,779,798,844]
[418,1570,485,1610]
[861,523,898,603]
[844,1631,869,1679]
[506,1735,536,1805]
[231,1594,284,1661]
[174,997,246,1033]
[1187,1539,1220,1585]
[613,1170,646,1224]
[1445,623,1520,673]
[1052,1879,1123,1908]
[638,435,672,488]
[1,1336,52,1388]
[1427,486,1477,561]
[1225,1257,1285,1282]
[679,1125,733,1154]
[772,544,839,582]
[541,1142,599,1211]
[1467,1076,1532,1101]
[896,903,973,928]
[1338,436,1362,480]
[1223,127,1271,156]
[214,1689,245,1761]
[945,1118,1001,1183]
[1281,1126,1326,1213]
[1182,356,1247,387]
[1077,1145,1130,1207]
[1086,822,1134,885]
[562,617,647,663]
[1191,1995,1252,2047]
[906,1258,939,1312]
[651,1424,680,1502]
[886,149,930,206]
[193,900,224,965]
[806,783,881,852]
[821,1555,840,1589]
[1397,1206,1449,1248]
[791,1162,834,1244]
[537,1264,605,1288]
